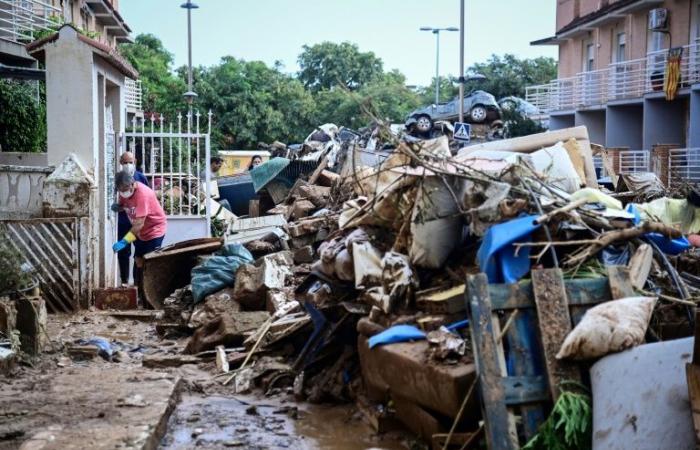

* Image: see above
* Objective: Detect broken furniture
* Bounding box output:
[465,267,633,449]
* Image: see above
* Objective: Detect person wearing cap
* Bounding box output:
[114,152,149,285]
[112,170,167,293]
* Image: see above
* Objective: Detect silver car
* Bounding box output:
[405,90,501,133]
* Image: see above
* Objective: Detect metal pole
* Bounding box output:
[458,0,465,122]
[435,30,440,105]
[186,5,193,113]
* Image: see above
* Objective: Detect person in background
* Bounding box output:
[112,171,167,300]
[200,156,223,180]
[114,152,149,285]
[247,154,263,171]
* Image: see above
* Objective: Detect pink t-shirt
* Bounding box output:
[119,181,167,241]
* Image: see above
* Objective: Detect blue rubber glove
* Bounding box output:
[110,202,120,212]
[112,239,129,253]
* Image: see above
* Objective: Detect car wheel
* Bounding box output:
[500,100,517,111]
[469,105,488,123]
[414,115,433,133]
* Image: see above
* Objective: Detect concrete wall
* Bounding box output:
[606,104,644,148]
[550,113,577,130]
[690,88,700,147]
[643,96,689,148]
[576,110,607,145]
[0,153,48,167]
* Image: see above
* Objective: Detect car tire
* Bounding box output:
[500,100,517,111]
[469,105,488,123]
[413,115,433,133]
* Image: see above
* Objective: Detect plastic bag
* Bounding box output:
[191,243,254,303]
[556,296,657,360]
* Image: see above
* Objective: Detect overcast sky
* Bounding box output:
[120,0,558,86]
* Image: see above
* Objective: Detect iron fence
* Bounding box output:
[668,148,700,188]
[0,0,61,43]
[618,150,650,174]
[123,111,212,223]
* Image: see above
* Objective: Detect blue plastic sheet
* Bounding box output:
[477,215,541,283]
[626,204,691,256]
[190,243,254,303]
[368,325,426,349]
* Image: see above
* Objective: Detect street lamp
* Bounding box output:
[181,1,199,110]
[420,26,459,106]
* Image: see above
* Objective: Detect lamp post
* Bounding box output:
[458,0,465,122]
[181,0,199,111]
[420,26,458,106]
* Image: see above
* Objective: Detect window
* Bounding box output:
[615,32,626,63]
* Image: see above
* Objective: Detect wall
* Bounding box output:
[643,96,689,148]
[0,166,52,219]
[606,104,644,148]
[0,152,48,166]
[558,0,579,31]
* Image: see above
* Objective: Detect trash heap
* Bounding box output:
[145,123,700,448]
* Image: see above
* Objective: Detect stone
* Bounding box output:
[189,288,241,329]
[0,347,16,376]
[287,217,326,238]
[15,297,47,355]
[184,311,270,354]
[289,199,316,220]
[233,252,293,310]
[357,336,478,421]
[0,298,16,336]
[292,245,315,264]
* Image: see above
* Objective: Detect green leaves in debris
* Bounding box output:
[522,388,593,450]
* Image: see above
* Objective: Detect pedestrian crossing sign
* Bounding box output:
[453,122,471,142]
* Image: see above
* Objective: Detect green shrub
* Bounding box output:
[0,80,46,153]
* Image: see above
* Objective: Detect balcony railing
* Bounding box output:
[526,39,700,113]
[0,0,61,44]
[125,78,143,114]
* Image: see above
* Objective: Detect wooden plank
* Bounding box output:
[248,199,260,218]
[486,277,612,310]
[466,274,518,450]
[503,376,549,405]
[607,265,636,299]
[686,363,700,448]
[308,156,328,185]
[531,269,582,402]
[504,312,547,438]
[693,310,700,365]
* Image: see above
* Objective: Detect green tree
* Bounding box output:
[417,76,459,105]
[198,57,317,148]
[298,42,384,92]
[0,80,46,152]
[120,34,186,117]
[314,70,421,128]
[464,54,557,99]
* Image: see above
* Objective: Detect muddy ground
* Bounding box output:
[0,311,414,449]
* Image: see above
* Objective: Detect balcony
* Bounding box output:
[125,78,143,115]
[0,0,61,44]
[527,39,700,113]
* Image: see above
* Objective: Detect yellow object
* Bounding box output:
[634,198,700,234]
[218,151,271,176]
[570,188,623,210]
[664,49,682,101]
[124,231,137,243]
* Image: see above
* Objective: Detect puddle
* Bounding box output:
[160,394,410,449]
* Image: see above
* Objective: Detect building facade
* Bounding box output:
[528,0,700,159]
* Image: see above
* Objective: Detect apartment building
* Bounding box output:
[528,0,700,161]
[0,0,140,112]
[0,0,131,68]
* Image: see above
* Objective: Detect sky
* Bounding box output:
[120,0,558,87]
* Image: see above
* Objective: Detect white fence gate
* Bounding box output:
[668,148,700,188]
[121,111,213,243]
[618,150,650,174]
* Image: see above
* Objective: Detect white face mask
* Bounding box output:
[118,189,134,199]
[121,162,135,175]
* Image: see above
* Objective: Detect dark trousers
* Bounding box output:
[117,220,133,284]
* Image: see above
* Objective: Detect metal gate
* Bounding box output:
[1,218,81,313]
[668,148,700,188]
[122,111,212,226]
[618,150,650,174]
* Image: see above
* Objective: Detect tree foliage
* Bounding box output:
[464,54,557,99]
[198,57,317,149]
[298,42,384,92]
[0,80,46,152]
[120,34,186,118]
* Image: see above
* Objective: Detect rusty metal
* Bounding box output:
[1,218,80,313]
[142,237,222,309]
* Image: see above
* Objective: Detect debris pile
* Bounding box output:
[145,123,700,448]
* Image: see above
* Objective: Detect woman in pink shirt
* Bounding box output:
[112,170,167,292]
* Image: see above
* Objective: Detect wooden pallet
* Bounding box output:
[465,266,633,449]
